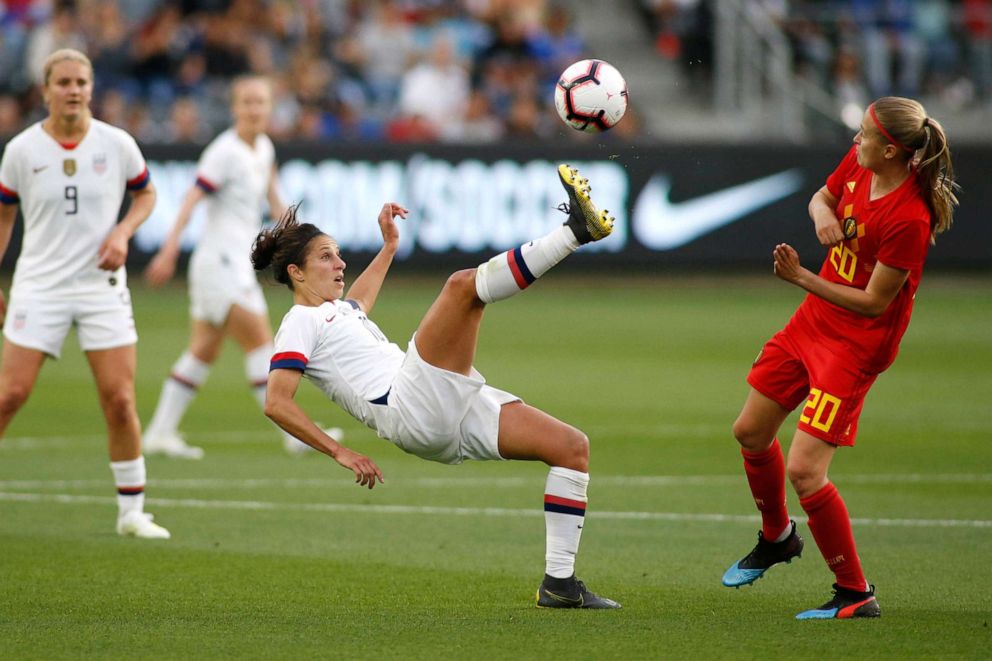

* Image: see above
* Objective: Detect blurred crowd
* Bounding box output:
[642,0,992,110]
[0,0,640,143]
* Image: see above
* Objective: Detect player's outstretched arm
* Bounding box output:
[265,367,384,489]
[772,243,910,318]
[345,202,407,314]
[145,185,207,286]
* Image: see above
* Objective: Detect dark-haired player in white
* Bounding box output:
[252,165,620,609]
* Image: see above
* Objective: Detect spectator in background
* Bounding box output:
[356,0,417,110]
[848,0,924,98]
[25,3,87,86]
[0,95,22,137]
[442,88,504,143]
[965,0,992,103]
[397,36,470,137]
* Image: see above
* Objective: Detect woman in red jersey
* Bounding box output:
[720,97,958,619]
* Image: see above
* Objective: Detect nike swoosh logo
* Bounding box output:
[32,165,48,173]
[632,169,804,250]
[542,589,583,607]
[325,314,336,323]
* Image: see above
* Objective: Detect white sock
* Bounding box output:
[246,343,304,447]
[475,225,579,303]
[544,466,589,578]
[146,352,210,437]
[110,456,145,518]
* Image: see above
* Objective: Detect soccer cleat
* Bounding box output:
[796,583,881,620]
[536,574,621,609]
[143,432,204,460]
[722,520,804,588]
[116,511,171,539]
[557,164,614,244]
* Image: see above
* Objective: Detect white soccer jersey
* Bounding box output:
[0,120,150,297]
[193,128,275,259]
[271,299,405,431]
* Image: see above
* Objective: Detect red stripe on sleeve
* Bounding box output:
[506,250,529,290]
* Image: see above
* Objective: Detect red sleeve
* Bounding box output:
[824,146,859,199]
[876,216,930,271]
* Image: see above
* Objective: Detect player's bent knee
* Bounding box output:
[786,461,824,498]
[557,428,589,472]
[444,269,480,300]
[0,384,32,417]
[732,417,774,452]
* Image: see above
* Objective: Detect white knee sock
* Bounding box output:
[544,466,589,578]
[145,352,210,437]
[246,344,304,447]
[110,456,145,518]
[475,225,579,303]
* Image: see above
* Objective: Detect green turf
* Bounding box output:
[0,273,989,660]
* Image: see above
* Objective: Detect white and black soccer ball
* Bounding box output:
[554,59,628,132]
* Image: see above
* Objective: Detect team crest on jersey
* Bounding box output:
[842,217,858,239]
[63,159,76,176]
[846,181,856,193]
[93,153,107,175]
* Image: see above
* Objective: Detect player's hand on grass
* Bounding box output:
[772,243,810,286]
[145,245,179,287]
[378,202,407,252]
[335,447,384,490]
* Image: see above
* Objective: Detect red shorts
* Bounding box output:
[747,327,878,446]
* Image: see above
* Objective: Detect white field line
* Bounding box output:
[0,491,989,529]
[0,473,990,491]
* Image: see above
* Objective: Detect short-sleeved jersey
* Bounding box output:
[791,145,932,372]
[0,120,150,297]
[270,299,405,430]
[193,129,275,259]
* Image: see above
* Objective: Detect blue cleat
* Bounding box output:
[796,584,880,620]
[722,520,804,588]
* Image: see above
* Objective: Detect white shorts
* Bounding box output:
[373,336,520,465]
[188,249,267,326]
[3,286,137,359]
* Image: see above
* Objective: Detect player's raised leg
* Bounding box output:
[87,345,169,539]
[723,389,803,588]
[416,164,614,375]
[497,401,620,609]
[473,164,614,304]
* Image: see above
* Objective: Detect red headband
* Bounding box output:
[868,103,914,152]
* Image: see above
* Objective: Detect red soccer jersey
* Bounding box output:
[791,146,932,372]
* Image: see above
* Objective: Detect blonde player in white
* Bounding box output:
[0,49,168,539]
[144,76,339,458]
[252,165,621,609]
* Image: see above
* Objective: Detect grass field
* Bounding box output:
[1,272,989,659]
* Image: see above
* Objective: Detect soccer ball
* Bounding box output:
[554,59,628,132]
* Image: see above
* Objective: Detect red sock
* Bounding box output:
[800,482,867,591]
[741,439,790,540]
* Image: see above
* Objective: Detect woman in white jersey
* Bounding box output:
[252,165,620,609]
[0,49,168,539]
[143,76,338,458]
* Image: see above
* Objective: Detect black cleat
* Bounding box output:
[796,583,881,620]
[536,574,621,609]
[722,520,804,587]
[557,164,614,244]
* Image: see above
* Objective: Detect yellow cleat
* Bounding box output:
[557,164,615,244]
